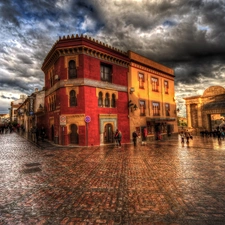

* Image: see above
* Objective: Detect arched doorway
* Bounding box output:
[104,123,114,143]
[70,124,79,144]
[51,125,54,141]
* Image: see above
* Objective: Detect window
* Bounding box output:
[105,93,110,107]
[53,95,56,110]
[100,63,112,82]
[50,70,54,87]
[165,103,170,116]
[70,90,77,107]
[98,92,103,107]
[111,94,116,108]
[138,73,144,89]
[153,102,160,116]
[49,97,52,111]
[164,80,169,94]
[151,77,159,92]
[69,60,77,79]
[139,100,146,116]
[49,95,56,111]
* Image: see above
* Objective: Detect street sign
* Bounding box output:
[60,115,66,126]
[85,115,91,123]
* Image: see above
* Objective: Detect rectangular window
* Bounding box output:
[164,80,169,94]
[151,77,159,92]
[165,103,170,116]
[50,70,54,87]
[138,73,144,89]
[139,100,146,116]
[100,63,112,82]
[152,102,160,116]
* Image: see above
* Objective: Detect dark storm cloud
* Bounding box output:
[0,0,225,116]
[0,0,21,27]
[17,54,33,65]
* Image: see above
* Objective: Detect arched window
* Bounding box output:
[69,60,77,79]
[111,94,116,108]
[105,93,110,107]
[70,90,77,106]
[98,92,103,107]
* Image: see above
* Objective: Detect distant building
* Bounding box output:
[0,113,10,124]
[17,88,45,132]
[9,95,26,122]
[184,85,225,132]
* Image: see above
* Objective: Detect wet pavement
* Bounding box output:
[1,133,225,225]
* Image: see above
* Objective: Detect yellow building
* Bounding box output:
[128,51,178,141]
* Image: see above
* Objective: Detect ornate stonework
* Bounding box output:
[184,86,225,131]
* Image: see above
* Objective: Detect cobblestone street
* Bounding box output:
[1,133,225,225]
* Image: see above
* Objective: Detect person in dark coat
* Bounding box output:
[132,130,138,146]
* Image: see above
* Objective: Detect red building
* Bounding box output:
[41,34,130,146]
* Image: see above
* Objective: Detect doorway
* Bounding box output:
[51,125,54,141]
[104,123,113,143]
[70,124,79,144]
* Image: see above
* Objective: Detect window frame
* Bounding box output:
[152,102,160,116]
[138,72,145,89]
[98,92,103,107]
[165,103,170,116]
[105,93,110,107]
[111,94,116,108]
[164,80,169,94]
[100,63,112,82]
[68,60,77,79]
[69,90,77,107]
[139,100,146,116]
[151,77,159,92]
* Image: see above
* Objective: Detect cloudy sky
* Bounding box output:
[0,0,225,117]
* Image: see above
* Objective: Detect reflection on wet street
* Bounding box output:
[1,133,225,224]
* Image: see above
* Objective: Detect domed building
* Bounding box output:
[184,85,225,132]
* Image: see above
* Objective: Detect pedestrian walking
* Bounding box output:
[180,131,185,144]
[132,130,138,146]
[184,130,191,144]
[114,129,122,148]
[31,126,36,142]
[40,126,46,141]
[35,127,39,143]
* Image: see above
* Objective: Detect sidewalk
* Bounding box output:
[1,133,225,224]
[18,131,65,150]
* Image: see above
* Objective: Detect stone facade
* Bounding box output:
[184,85,225,132]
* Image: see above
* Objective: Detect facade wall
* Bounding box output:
[128,51,178,141]
[184,86,225,132]
[41,35,177,146]
[42,35,130,146]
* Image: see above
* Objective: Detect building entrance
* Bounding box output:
[104,123,114,143]
[70,124,79,144]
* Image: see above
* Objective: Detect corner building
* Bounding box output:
[42,35,178,146]
[42,35,130,146]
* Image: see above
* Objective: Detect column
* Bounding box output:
[186,104,192,128]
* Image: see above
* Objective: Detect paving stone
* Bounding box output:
[1,133,225,224]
